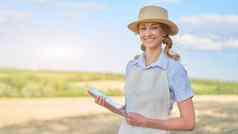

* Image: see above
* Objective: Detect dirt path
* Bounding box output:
[0,97,124,128]
[0,95,238,134]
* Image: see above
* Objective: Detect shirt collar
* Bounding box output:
[133,50,169,70]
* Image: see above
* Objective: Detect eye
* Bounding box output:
[139,27,146,31]
[151,26,159,30]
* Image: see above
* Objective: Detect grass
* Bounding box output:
[0,68,237,97]
[191,79,238,94]
[0,68,124,97]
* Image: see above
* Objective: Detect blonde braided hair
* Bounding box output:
[162,35,180,61]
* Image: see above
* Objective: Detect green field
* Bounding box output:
[0,68,237,97]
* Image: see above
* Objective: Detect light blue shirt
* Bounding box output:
[125,51,193,104]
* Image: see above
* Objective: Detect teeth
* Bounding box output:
[145,39,154,41]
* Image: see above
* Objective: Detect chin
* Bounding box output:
[144,44,160,49]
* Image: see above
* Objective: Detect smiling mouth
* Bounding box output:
[144,38,155,42]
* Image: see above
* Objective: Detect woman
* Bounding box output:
[95,5,195,133]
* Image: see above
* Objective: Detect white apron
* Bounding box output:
[118,65,170,134]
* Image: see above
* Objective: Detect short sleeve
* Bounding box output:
[125,60,134,77]
[170,63,193,102]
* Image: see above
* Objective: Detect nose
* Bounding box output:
[143,28,152,37]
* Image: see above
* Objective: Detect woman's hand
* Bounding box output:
[95,96,106,107]
[126,112,148,127]
[94,96,126,117]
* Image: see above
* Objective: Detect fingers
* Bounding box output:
[126,113,134,125]
[126,116,139,126]
[126,113,145,127]
[95,96,105,106]
[127,118,136,126]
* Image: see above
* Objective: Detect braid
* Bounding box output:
[140,44,145,51]
[162,35,180,61]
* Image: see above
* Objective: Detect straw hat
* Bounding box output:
[128,5,179,35]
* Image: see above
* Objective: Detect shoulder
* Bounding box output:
[125,54,142,76]
[167,58,188,77]
[127,54,142,66]
[126,55,139,67]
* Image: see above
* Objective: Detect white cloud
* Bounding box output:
[174,34,238,51]
[226,38,238,49]
[0,9,80,70]
[142,0,180,5]
[0,7,130,72]
[0,10,32,24]
[0,9,32,45]
[176,14,238,51]
[0,26,88,70]
[180,14,238,25]
[160,0,180,4]
[174,34,222,51]
[66,1,107,12]
[59,2,107,19]
[20,0,107,12]
[178,14,238,38]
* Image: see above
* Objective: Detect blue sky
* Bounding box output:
[0,0,238,81]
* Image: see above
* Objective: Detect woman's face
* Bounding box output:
[138,22,165,50]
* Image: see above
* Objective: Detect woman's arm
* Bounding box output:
[127,97,195,131]
[94,96,127,117]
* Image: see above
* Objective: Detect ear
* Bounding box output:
[161,31,168,37]
[161,35,166,41]
[162,33,169,38]
[159,23,169,37]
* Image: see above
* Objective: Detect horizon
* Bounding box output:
[0,67,237,83]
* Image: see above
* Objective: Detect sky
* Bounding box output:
[0,0,238,81]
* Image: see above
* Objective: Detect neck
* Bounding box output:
[144,47,162,66]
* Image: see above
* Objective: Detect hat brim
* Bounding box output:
[128,19,178,36]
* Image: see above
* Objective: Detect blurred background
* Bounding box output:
[0,0,237,134]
